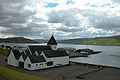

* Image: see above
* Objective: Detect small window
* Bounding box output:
[47,61,53,66]
[28,64,31,68]
[5,59,8,61]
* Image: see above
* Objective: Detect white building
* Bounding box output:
[8,35,69,70]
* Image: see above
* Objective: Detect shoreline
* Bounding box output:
[70,61,120,69]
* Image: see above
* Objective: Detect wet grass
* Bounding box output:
[0,65,48,80]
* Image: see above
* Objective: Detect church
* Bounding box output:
[7,35,69,70]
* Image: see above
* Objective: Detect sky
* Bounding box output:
[0,0,120,39]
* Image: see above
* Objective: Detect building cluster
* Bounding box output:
[8,35,69,70]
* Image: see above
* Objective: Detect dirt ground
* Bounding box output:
[8,64,120,80]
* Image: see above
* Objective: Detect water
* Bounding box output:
[58,44,120,68]
[1,43,120,68]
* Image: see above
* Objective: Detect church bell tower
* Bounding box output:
[47,35,58,50]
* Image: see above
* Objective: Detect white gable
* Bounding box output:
[8,51,18,67]
[19,55,24,62]
[34,51,39,56]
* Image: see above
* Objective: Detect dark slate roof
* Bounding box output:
[12,50,23,60]
[28,45,52,54]
[29,55,46,63]
[24,50,31,56]
[21,53,27,60]
[47,35,57,45]
[36,50,42,56]
[43,50,69,58]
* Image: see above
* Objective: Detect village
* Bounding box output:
[0,35,101,71]
[0,35,120,80]
[7,35,70,70]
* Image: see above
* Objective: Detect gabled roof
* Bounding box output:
[12,50,24,60]
[29,55,46,63]
[21,53,27,60]
[36,50,42,56]
[28,45,52,54]
[24,50,31,56]
[43,50,69,58]
[47,35,57,45]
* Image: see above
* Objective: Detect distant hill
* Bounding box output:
[80,35,120,46]
[58,38,98,44]
[0,37,39,43]
[35,38,100,44]
[34,35,120,46]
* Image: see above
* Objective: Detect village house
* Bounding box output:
[8,35,69,70]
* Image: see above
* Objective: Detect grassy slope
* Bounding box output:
[0,65,48,80]
[0,37,38,43]
[80,38,120,46]
[0,48,11,56]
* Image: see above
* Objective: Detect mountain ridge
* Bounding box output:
[0,37,39,43]
[35,35,120,46]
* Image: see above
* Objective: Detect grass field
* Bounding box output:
[0,65,48,80]
[80,38,120,46]
[0,48,11,56]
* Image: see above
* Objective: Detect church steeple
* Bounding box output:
[47,35,58,50]
[47,35,57,45]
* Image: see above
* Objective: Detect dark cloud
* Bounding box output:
[57,26,85,32]
[0,0,36,28]
[81,10,120,32]
[0,0,119,39]
[0,26,32,37]
[0,0,37,38]
[32,17,45,22]
[47,8,120,39]
[47,8,80,27]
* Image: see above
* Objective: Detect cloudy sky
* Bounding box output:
[0,0,120,39]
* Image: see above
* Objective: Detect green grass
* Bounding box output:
[0,65,48,80]
[0,48,11,56]
[80,38,120,46]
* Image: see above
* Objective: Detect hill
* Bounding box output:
[0,37,39,43]
[33,35,120,46]
[80,35,120,46]
[58,38,98,44]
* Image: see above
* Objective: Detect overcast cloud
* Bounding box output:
[0,0,120,39]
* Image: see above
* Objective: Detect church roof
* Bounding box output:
[12,50,22,60]
[28,45,52,54]
[12,50,26,60]
[47,35,58,45]
[43,50,69,58]
[29,55,46,63]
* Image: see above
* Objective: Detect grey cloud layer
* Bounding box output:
[0,0,119,39]
[47,9,80,27]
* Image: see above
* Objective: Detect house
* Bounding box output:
[24,55,46,70]
[28,45,52,55]
[8,50,24,67]
[7,35,69,70]
[41,50,69,67]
